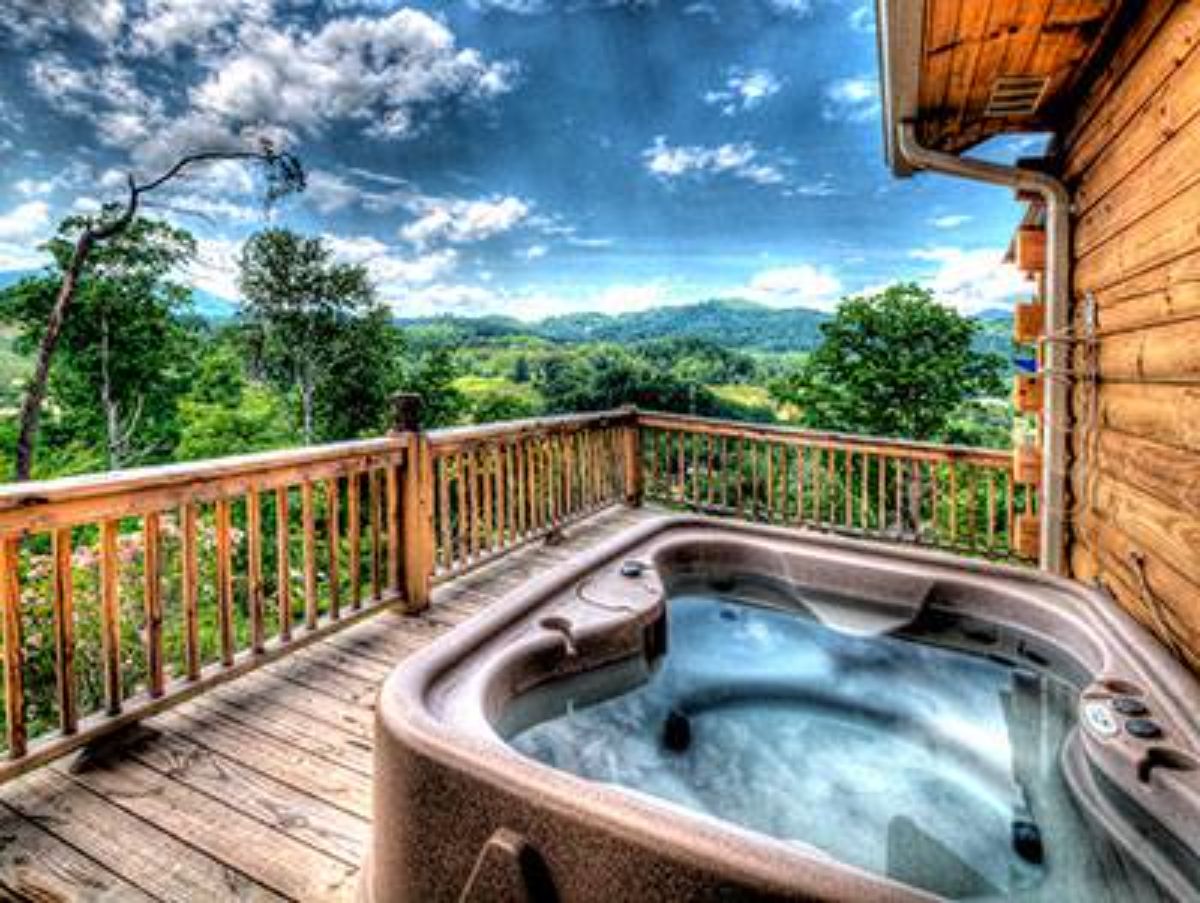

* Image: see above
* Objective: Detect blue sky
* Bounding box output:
[0,0,1043,319]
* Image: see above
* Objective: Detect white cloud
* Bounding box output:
[522,244,549,260]
[28,55,167,149]
[567,236,615,249]
[0,242,50,271]
[909,246,1027,314]
[132,0,272,55]
[400,195,530,246]
[929,214,972,230]
[468,0,550,13]
[2,0,124,44]
[143,193,264,225]
[741,264,844,310]
[398,282,501,316]
[822,76,880,123]
[0,201,51,241]
[388,279,672,320]
[766,0,813,15]
[189,236,252,300]
[190,10,517,142]
[306,171,365,214]
[593,282,669,312]
[643,137,786,186]
[14,179,54,198]
[323,234,461,305]
[703,68,782,116]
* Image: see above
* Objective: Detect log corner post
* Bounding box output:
[392,394,433,613]
[621,406,643,507]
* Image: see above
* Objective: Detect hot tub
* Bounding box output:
[365,516,1200,901]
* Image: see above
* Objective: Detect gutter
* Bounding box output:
[876,1,1072,574]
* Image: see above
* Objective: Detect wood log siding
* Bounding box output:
[0,437,410,782]
[1061,0,1200,673]
[639,413,1027,560]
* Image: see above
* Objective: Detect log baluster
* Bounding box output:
[143,513,165,694]
[2,537,25,757]
[52,528,76,733]
[100,520,122,713]
[182,502,202,672]
[247,489,264,653]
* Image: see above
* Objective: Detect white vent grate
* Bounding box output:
[984,75,1049,117]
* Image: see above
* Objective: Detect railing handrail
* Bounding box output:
[428,408,634,449]
[638,411,1011,466]
[0,436,410,513]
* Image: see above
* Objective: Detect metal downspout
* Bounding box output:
[896,123,1071,575]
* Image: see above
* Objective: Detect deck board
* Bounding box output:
[0,505,655,901]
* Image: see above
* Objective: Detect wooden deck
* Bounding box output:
[0,505,655,902]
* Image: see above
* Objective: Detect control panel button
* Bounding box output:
[1083,701,1119,738]
[1125,718,1163,740]
[1112,696,1149,717]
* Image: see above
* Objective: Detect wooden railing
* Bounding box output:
[0,404,1020,780]
[640,412,1032,559]
[426,411,636,581]
[0,437,411,780]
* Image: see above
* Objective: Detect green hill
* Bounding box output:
[536,299,829,351]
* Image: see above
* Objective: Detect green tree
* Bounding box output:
[238,228,391,443]
[398,345,467,428]
[535,347,721,415]
[1,216,198,473]
[771,284,1005,441]
[175,343,294,460]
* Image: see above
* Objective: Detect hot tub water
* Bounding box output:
[509,593,1167,901]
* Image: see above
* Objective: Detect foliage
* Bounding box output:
[397,345,467,428]
[238,228,392,442]
[535,346,715,415]
[175,343,295,460]
[771,284,1007,442]
[0,214,198,472]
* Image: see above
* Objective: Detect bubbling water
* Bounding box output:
[509,594,1168,901]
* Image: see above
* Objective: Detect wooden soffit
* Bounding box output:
[914,0,1131,154]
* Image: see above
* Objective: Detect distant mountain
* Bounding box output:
[399,298,1015,355]
[536,299,828,351]
[395,313,531,340]
[0,270,38,290]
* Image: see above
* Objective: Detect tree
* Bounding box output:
[314,306,404,440]
[1,216,199,472]
[535,346,722,416]
[175,344,293,460]
[771,283,1005,441]
[398,345,467,428]
[238,229,388,443]
[9,141,304,480]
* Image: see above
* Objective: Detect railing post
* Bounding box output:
[622,406,643,507]
[392,394,433,613]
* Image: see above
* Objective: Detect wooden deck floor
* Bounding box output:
[0,505,656,902]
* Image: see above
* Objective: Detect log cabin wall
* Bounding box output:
[1058,0,1200,672]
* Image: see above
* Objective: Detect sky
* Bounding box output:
[0,0,1046,320]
